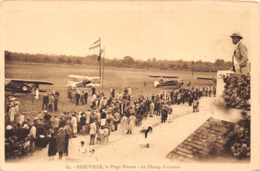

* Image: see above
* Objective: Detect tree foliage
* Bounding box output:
[5,50,232,72]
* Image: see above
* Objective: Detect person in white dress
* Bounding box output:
[120,114,128,135]
[35,88,39,100]
[78,141,87,157]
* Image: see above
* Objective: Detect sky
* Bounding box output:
[1,1,259,63]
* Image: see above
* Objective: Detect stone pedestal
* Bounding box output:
[212,70,248,123]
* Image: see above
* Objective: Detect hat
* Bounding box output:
[230,32,243,39]
[23,124,29,129]
[43,110,47,113]
[6,125,12,130]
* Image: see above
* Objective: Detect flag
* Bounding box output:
[89,39,100,50]
[97,51,101,61]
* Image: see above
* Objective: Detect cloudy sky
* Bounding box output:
[1,1,259,62]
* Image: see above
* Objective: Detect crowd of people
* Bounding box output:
[67,88,88,105]
[5,84,216,160]
[42,90,60,112]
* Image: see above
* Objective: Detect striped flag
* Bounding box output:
[89,39,100,50]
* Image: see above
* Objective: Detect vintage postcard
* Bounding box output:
[0,1,260,171]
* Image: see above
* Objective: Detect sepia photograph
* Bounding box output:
[0,1,260,171]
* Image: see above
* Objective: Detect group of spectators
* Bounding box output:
[5,84,216,160]
[42,90,60,112]
[67,88,89,105]
[5,108,61,159]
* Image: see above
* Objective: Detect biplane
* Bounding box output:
[148,75,184,88]
[66,75,101,88]
[5,79,53,94]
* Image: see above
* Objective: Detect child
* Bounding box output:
[140,124,153,148]
[196,99,200,112]
[103,126,109,142]
[97,128,104,144]
[78,141,87,157]
[193,99,197,112]
[89,148,98,161]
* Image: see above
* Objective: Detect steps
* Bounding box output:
[167,117,234,162]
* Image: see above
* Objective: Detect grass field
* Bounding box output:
[5,61,216,119]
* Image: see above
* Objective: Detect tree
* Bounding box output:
[58,57,65,63]
[5,51,11,61]
[169,64,176,70]
[214,59,225,67]
[195,60,203,64]
[123,56,135,67]
[182,63,188,69]
[159,63,167,70]
[75,58,82,64]
[123,56,134,63]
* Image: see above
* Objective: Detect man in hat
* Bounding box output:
[64,128,71,157]
[42,93,49,110]
[92,86,96,96]
[161,103,168,123]
[56,127,65,160]
[84,91,88,105]
[53,115,60,135]
[75,90,81,105]
[44,110,51,120]
[54,94,59,112]
[89,121,97,145]
[29,122,36,152]
[230,32,249,74]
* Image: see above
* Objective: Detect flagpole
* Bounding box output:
[192,56,194,77]
[102,46,105,91]
[99,38,101,81]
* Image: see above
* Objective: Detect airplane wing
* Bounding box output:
[68,75,99,80]
[197,77,214,80]
[148,75,178,78]
[68,75,86,79]
[5,79,53,85]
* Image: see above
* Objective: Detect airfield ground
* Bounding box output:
[5,61,225,164]
[5,61,216,116]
